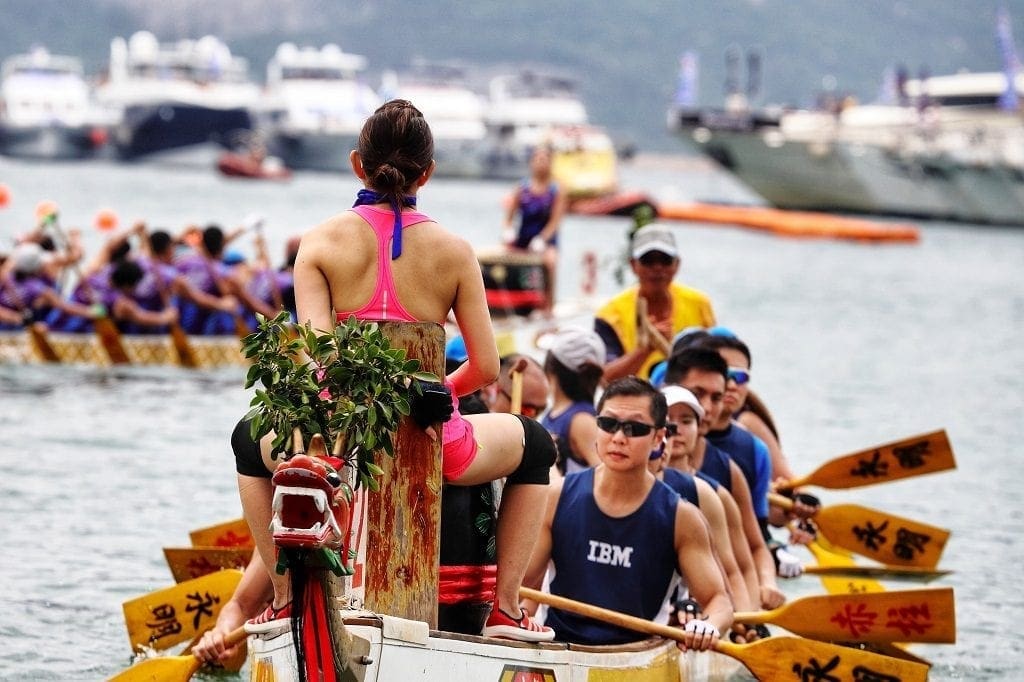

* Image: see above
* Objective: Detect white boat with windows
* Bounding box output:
[94,31,259,164]
[0,46,107,160]
[483,69,591,180]
[259,42,381,172]
[380,62,489,178]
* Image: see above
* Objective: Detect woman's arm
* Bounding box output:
[293,230,335,333]
[448,239,499,396]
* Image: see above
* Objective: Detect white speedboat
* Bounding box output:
[0,46,107,160]
[258,42,381,172]
[380,62,489,178]
[94,31,260,165]
[669,70,1024,227]
[482,69,591,180]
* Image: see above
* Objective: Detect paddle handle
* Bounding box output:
[636,297,672,356]
[508,356,527,415]
[520,586,687,643]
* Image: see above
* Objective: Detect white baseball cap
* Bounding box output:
[631,224,678,259]
[660,385,704,421]
[550,326,606,371]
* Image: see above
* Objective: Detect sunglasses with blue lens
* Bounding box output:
[596,415,656,438]
[727,367,751,385]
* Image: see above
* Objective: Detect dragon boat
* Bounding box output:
[0,328,247,368]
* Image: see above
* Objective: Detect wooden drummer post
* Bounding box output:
[363,322,445,627]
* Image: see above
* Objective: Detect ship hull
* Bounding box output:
[112,103,253,161]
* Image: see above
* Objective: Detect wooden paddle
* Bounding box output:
[778,429,954,490]
[519,587,930,682]
[770,493,950,568]
[45,215,131,364]
[188,518,253,548]
[733,587,955,644]
[27,321,60,362]
[107,626,246,682]
[163,546,254,583]
[802,564,952,583]
[508,355,528,415]
[122,569,243,652]
[636,296,672,356]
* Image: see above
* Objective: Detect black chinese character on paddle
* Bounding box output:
[893,527,931,560]
[792,655,841,682]
[891,440,930,470]
[850,450,889,479]
[852,666,901,682]
[853,520,889,551]
[146,603,182,642]
[185,591,221,629]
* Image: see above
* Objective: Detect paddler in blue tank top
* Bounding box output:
[540,326,606,474]
[524,376,732,648]
[654,385,760,615]
[665,347,786,610]
[503,145,567,317]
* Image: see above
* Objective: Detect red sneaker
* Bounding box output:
[481,606,555,642]
[244,602,292,635]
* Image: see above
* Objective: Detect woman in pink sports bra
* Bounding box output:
[233,100,556,643]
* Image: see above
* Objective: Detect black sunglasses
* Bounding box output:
[596,415,657,438]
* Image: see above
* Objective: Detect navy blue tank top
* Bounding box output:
[547,468,680,645]
[661,468,700,508]
[699,441,733,493]
[542,401,596,475]
[708,423,770,519]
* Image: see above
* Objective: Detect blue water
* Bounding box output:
[0,153,1021,679]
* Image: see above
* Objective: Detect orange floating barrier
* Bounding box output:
[657,201,920,243]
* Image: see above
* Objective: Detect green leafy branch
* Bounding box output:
[241,311,435,491]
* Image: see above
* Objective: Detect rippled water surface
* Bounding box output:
[1,155,1021,680]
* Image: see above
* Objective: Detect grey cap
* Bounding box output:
[631,224,678,259]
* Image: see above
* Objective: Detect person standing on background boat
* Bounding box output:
[541,326,605,474]
[595,224,715,384]
[523,376,732,648]
[664,347,786,609]
[503,145,567,318]
[232,100,556,642]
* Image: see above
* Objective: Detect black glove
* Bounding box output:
[409,380,453,430]
[21,308,35,325]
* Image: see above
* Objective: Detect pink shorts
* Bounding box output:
[442,390,478,482]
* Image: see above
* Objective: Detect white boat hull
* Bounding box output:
[247,617,752,681]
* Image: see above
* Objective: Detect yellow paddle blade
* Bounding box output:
[734,587,956,644]
[785,429,954,489]
[123,569,243,652]
[107,626,248,682]
[815,504,949,569]
[520,587,929,682]
[163,546,253,583]
[188,518,253,548]
[808,539,887,595]
[717,635,929,682]
[107,653,199,682]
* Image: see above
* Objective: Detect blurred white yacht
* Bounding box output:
[379,62,488,178]
[258,43,381,172]
[94,31,259,164]
[0,46,107,160]
[482,69,590,180]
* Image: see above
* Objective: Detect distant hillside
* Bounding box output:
[1,0,1020,150]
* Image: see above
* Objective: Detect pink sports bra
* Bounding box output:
[334,204,432,323]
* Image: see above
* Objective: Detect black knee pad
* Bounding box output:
[506,415,556,486]
[232,416,271,478]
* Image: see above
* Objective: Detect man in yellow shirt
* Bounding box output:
[595,224,715,383]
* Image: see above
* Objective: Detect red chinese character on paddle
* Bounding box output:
[886,603,933,637]
[829,602,879,638]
